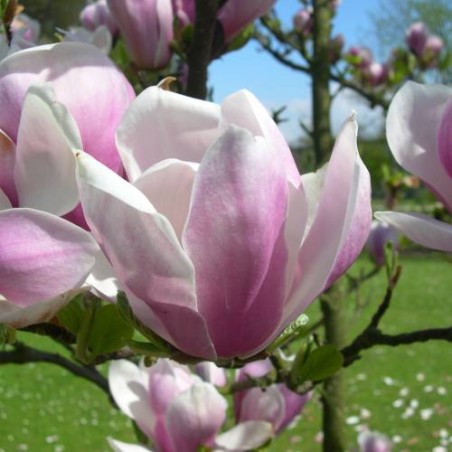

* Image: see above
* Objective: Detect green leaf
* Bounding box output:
[57,294,85,334]
[86,304,134,356]
[291,345,343,384]
[116,292,171,353]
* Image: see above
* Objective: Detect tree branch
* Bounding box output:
[0,342,110,396]
[185,0,219,99]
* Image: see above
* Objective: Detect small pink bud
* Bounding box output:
[329,34,344,63]
[405,21,428,57]
[348,46,373,69]
[366,221,399,266]
[293,8,313,37]
[366,62,388,87]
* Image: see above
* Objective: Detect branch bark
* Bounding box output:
[185,0,219,99]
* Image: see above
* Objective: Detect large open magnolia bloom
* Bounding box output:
[76,87,371,360]
[108,359,273,452]
[376,82,452,252]
[0,41,134,227]
[0,206,98,327]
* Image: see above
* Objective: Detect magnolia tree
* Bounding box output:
[0,0,450,451]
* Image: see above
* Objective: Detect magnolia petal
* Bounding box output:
[85,249,120,301]
[386,81,452,210]
[108,360,155,437]
[375,211,452,252]
[220,89,300,186]
[0,289,85,328]
[218,0,276,42]
[214,421,273,451]
[166,382,227,451]
[14,84,81,215]
[0,129,16,205]
[437,99,452,178]
[134,159,198,241]
[116,86,220,181]
[325,156,372,287]
[0,42,133,175]
[284,115,362,324]
[183,126,288,358]
[277,386,311,433]
[76,152,216,359]
[238,386,285,429]
[194,362,227,387]
[0,208,98,307]
[107,438,151,452]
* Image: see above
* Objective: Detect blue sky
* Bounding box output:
[209,0,384,143]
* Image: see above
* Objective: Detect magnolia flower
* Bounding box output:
[0,42,134,227]
[358,430,392,452]
[366,220,399,266]
[347,46,373,69]
[0,208,98,327]
[234,360,311,434]
[365,62,388,87]
[107,0,174,69]
[80,0,119,35]
[76,86,371,360]
[376,82,452,252]
[172,0,275,43]
[108,359,273,451]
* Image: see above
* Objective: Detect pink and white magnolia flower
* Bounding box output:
[80,0,119,36]
[376,82,452,252]
[234,360,311,434]
[0,207,98,327]
[0,42,134,227]
[76,86,371,360]
[405,22,428,57]
[108,359,273,452]
[107,0,174,70]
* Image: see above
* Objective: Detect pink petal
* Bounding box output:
[0,42,133,175]
[166,382,227,451]
[220,89,300,186]
[284,115,363,324]
[437,99,452,178]
[386,81,452,210]
[183,126,289,358]
[134,159,198,241]
[85,249,120,301]
[108,360,155,439]
[214,421,274,451]
[325,157,372,287]
[14,84,81,216]
[218,0,276,42]
[0,129,17,206]
[194,362,227,387]
[277,386,311,433]
[0,288,85,328]
[108,0,173,69]
[238,386,285,429]
[375,211,452,252]
[76,152,216,359]
[0,208,98,306]
[116,86,220,181]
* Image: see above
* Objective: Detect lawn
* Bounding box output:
[0,253,451,451]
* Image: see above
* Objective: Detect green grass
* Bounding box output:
[0,254,451,451]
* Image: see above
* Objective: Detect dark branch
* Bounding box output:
[0,342,110,396]
[185,0,219,99]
